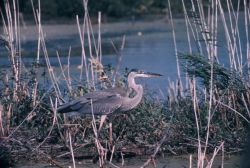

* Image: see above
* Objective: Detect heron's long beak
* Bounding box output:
[144,72,163,77]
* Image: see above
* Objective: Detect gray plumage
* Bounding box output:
[57,69,162,115]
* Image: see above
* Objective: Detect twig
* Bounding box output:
[140,128,171,168]
[56,143,90,158]
[215,100,250,124]
[34,97,58,151]
[69,132,76,168]
[36,150,64,168]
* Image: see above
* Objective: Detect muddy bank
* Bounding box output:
[15,154,242,168]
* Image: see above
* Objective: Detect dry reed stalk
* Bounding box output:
[76,0,102,90]
[30,0,42,65]
[78,0,97,89]
[192,1,216,166]
[168,0,183,98]
[55,0,105,96]
[189,0,205,55]
[90,100,106,167]
[202,40,215,168]
[32,79,38,107]
[218,0,249,74]
[221,144,224,168]
[2,0,22,101]
[206,142,224,168]
[109,162,120,168]
[29,0,40,107]
[0,104,4,136]
[56,51,72,95]
[189,77,203,167]
[189,154,192,168]
[67,47,73,94]
[97,12,102,62]
[109,122,113,146]
[110,36,125,86]
[56,143,90,158]
[182,0,192,54]
[76,15,89,87]
[84,3,99,88]
[6,104,12,135]
[209,0,218,61]
[244,0,250,75]
[215,100,250,123]
[31,0,62,102]
[226,0,243,73]
[69,132,76,168]
[198,0,214,58]
[167,81,175,104]
[109,145,115,163]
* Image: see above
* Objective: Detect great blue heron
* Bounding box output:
[57,69,162,129]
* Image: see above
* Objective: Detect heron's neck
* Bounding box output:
[126,77,143,110]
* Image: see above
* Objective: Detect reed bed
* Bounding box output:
[0,0,249,168]
[176,0,250,167]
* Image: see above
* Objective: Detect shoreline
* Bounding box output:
[1,17,182,42]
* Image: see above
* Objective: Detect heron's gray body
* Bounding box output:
[57,70,161,115]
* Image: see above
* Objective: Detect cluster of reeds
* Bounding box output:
[166,0,250,167]
[0,1,167,167]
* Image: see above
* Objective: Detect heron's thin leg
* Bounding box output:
[98,115,107,132]
[109,122,113,146]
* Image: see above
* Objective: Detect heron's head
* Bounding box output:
[129,69,162,78]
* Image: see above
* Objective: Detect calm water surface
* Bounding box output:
[0,15,248,96]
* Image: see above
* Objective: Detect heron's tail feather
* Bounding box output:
[57,103,73,113]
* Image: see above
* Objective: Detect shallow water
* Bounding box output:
[0,14,248,95]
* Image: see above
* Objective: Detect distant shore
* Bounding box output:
[0,16,182,42]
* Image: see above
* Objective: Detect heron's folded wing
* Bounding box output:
[57,93,123,115]
[57,97,89,113]
[78,94,123,115]
[83,87,128,100]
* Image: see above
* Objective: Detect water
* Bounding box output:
[0,15,248,96]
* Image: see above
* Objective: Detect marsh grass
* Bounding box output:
[0,0,250,167]
[175,0,250,167]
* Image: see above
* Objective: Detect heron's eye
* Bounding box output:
[138,70,143,74]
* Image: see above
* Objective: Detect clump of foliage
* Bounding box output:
[0,141,13,168]
[179,54,246,93]
[175,53,250,151]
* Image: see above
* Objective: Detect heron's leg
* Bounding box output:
[109,122,113,146]
[98,115,107,132]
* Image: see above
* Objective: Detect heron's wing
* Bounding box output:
[83,87,129,99]
[78,94,123,115]
[57,90,125,115]
[104,87,129,97]
[57,97,88,113]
